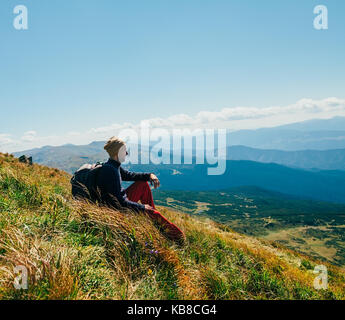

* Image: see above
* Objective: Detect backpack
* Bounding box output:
[70,162,103,201]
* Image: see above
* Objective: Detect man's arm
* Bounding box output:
[120,167,151,182]
[99,167,146,211]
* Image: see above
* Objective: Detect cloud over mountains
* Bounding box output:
[2,97,345,153]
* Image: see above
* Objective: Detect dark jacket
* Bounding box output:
[95,158,151,211]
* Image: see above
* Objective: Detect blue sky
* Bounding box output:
[0,0,345,151]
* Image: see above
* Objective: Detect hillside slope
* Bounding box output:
[0,153,344,300]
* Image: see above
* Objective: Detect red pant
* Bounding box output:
[125,181,185,242]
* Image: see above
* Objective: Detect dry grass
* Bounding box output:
[0,152,344,300]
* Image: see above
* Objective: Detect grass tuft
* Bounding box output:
[0,152,344,300]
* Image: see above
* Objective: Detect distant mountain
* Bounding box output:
[15,118,345,167]
[276,116,345,131]
[224,116,345,150]
[13,139,345,203]
[13,141,108,174]
[226,145,345,170]
[128,160,345,204]
[12,116,345,205]
[227,129,345,151]
[14,141,345,173]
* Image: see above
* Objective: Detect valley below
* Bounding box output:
[153,187,345,267]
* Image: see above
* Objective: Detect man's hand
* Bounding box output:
[149,173,160,189]
[144,204,154,211]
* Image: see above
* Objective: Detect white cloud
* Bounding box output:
[21,131,37,142]
[1,97,345,153]
[135,97,345,130]
[0,134,14,146]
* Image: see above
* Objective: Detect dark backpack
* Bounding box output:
[70,162,103,201]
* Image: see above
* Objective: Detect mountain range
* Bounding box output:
[125,160,345,204]
[14,142,345,173]
[226,116,345,151]
[12,117,345,204]
[226,146,345,171]
[14,117,345,172]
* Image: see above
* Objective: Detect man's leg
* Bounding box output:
[125,181,156,208]
[126,181,185,242]
[146,209,185,242]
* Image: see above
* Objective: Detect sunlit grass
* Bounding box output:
[0,152,344,300]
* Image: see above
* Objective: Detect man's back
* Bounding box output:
[95,159,150,212]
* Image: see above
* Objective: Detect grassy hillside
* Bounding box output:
[0,153,345,300]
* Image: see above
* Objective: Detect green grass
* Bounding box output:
[0,153,345,300]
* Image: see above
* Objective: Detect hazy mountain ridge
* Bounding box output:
[276,116,345,131]
[15,142,345,173]
[12,117,345,204]
[14,117,345,172]
[12,143,345,204]
[227,117,345,150]
[134,160,345,204]
[226,146,345,170]
[227,129,345,151]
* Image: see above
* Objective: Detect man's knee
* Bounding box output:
[135,180,150,189]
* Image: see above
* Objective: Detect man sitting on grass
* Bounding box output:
[96,136,185,244]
